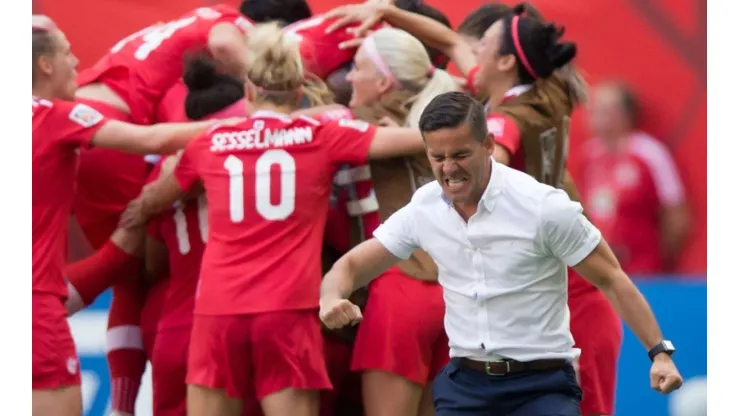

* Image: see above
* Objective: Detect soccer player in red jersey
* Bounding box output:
[66,8,252,412]
[31,16,229,416]
[146,55,249,416]
[119,22,428,416]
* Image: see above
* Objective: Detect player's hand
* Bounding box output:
[324,3,385,36]
[649,354,683,394]
[338,33,370,50]
[319,298,363,329]
[119,194,149,229]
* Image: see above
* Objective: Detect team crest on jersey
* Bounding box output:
[487,118,504,137]
[338,118,370,132]
[68,103,103,128]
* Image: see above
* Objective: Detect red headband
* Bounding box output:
[511,15,537,79]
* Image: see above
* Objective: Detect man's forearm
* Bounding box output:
[601,275,663,350]
[320,259,358,302]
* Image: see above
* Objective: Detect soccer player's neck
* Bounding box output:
[484,77,520,110]
[32,84,56,101]
[252,102,295,116]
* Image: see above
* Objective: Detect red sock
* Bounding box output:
[64,241,142,312]
[106,279,147,414]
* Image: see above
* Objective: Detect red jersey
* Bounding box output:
[284,15,386,80]
[155,81,189,123]
[32,97,108,297]
[147,195,208,329]
[77,5,253,124]
[173,110,376,315]
[579,132,685,275]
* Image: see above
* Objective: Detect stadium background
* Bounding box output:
[33,0,707,414]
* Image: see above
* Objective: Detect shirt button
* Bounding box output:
[472,292,478,300]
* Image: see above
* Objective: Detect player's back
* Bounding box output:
[177,110,374,316]
[78,4,251,124]
[33,97,106,296]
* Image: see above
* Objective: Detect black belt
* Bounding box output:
[459,358,568,376]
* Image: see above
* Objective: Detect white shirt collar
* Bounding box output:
[503,84,533,100]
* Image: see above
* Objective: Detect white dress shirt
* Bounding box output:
[373,160,601,362]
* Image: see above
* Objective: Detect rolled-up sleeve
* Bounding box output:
[372,202,420,260]
[540,189,602,266]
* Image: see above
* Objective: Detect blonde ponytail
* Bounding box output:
[365,28,459,129]
[246,22,304,106]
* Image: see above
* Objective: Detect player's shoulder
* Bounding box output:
[33,98,104,127]
[486,112,519,137]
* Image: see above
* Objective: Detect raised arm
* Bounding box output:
[326,2,477,78]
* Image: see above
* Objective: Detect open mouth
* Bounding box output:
[445,177,468,192]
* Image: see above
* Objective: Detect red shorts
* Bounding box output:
[73,98,150,250]
[152,325,190,416]
[32,293,81,390]
[570,290,622,415]
[320,336,354,416]
[351,269,449,385]
[187,310,332,401]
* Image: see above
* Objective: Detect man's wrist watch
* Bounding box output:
[648,340,676,361]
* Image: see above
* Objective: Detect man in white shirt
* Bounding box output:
[319,92,683,416]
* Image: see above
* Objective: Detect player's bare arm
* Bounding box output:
[326,2,477,77]
[208,22,249,78]
[92,119,214,155]
[319,238,400,329]
[572,238,683,394]
[367,126,425,158]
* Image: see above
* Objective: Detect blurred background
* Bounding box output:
[33,0,707,415]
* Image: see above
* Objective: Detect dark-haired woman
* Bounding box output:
[146,54,250,416]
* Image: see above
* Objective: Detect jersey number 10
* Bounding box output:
[223,150,296,222]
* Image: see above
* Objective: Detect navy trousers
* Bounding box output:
[432,358,583,416]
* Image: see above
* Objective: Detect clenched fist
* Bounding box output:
[650,354,683,394]
[319,298,363,329]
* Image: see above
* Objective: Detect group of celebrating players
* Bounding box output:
[32,1,623,415]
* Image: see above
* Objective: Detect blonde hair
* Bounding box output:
[301,73,336,107]
[245,22,304,106]
[364,27,459,129]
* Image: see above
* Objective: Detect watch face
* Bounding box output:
[663,340,676,351]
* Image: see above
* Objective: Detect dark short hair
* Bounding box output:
[183,53,244,120]
[240,0,312,26]
[32,28,57,85]
[419,91,488,142]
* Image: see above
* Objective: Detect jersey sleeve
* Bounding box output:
[372,201,420,260]
[538,188,602,266]
[487,113,522,155]
[319,118,377,166]
[173,140,201,193]
[53,101,109,148]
